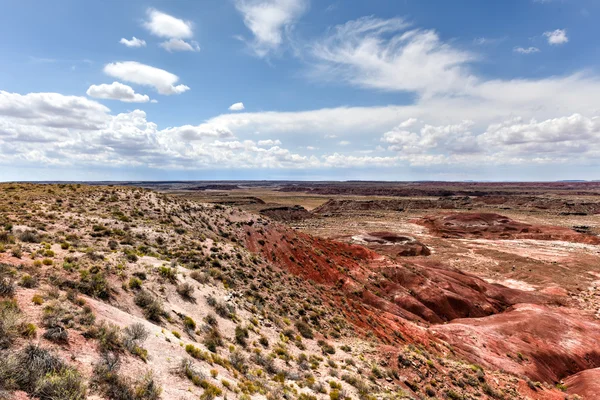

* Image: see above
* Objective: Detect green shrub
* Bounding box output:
[96,322,123,352]
[129,277,142,290]
[20,274,38,288]
[183,316,196,330]
[295,320,314,339]
[32,294,44,305]
[203,327,223,353]
[158,266,177,283]
[78,271,110,299]
[135,291,164,322]
[35,368,86,400]
[0,344,86,399]
[235,325,249,347]
[0,299,23,348]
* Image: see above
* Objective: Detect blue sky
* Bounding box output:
[1,0,600,181]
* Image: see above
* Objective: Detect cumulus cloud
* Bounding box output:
[234,0,308,57]
[544,29,568,45]
[119,37,146,48]
[382,120,479,155]
[143,8,193,39]
[257,139,281,146]
[103,61,190,95]
[0,90,109,131]
[514,46,540,54]
[0,91,323,171]
[228,102,245,111]
[479,114,600,154]
[86,82,150,103]
[159,38,200,52]
[310,16,476,96]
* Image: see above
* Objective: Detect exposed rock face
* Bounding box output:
[417,212,600,244]
[431,304,600,383]
[564,368,600,398]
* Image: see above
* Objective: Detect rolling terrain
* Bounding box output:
[1,182,599,399]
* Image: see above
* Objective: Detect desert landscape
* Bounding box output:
[0,181,598,399]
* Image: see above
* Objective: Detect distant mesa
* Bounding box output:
[259,205,313,222]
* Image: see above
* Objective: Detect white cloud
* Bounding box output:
[257,139,281,146]
[0,90,109,131]
[479,114,600,154]
[143,8,193,39]
[103,61,190,95]
[159,39,200,52]
[544,29,568,45]
[382,120,479,155]
[119,37,147,48]
[310,16,476,97]
[3,90,600,173]
[86,82,150,103]
[514,46,540,54]
[473,37,505,46]
[161,124,234,141]
[234,0,308,57]
[0,91,322,171]
[229,102,245,111]
[338,140,350,146]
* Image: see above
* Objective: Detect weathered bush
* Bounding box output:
[235,325,249,347]
[0,299,22,348]
[176,283,195,300]
[0,344,85,399]
[0,276,14,297]
[135,291,164,322]
[123,323,149,361]
[92,353,162,400]
[203,327,223,353]
[18,230,40,243]
[43,325,69,343]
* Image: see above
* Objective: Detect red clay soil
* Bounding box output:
[417,212,600,244]
[376,261,544,323]
[564,368,600,398]
[244,223,548,326]
[431,303,600,384]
